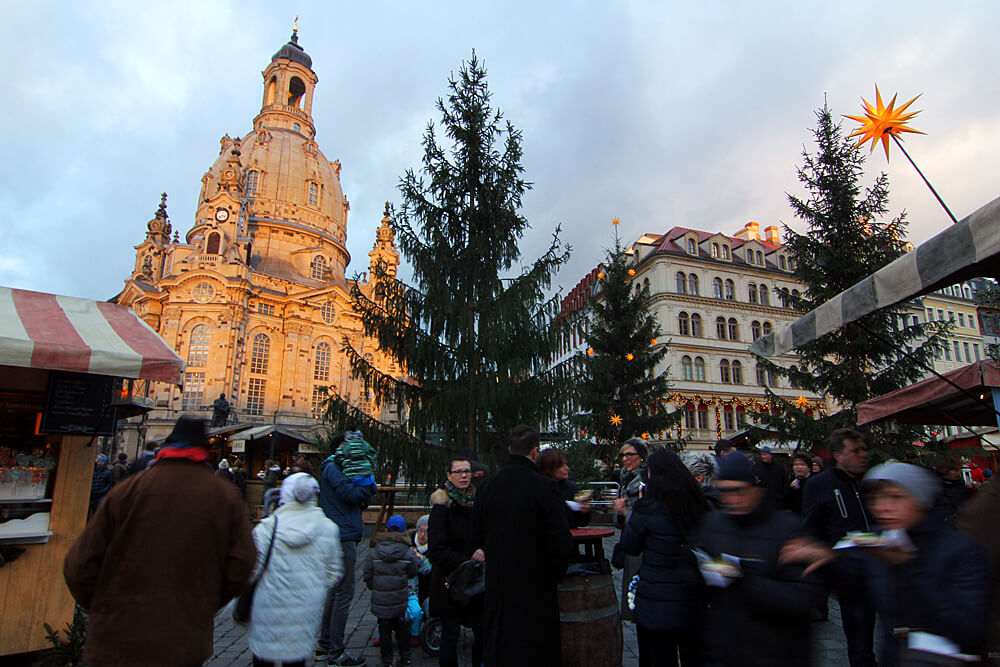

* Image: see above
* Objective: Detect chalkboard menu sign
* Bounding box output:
[40,371,118,436]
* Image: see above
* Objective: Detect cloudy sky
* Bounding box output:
[2,1,997,301]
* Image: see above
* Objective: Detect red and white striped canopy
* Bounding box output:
[0,287,185,384]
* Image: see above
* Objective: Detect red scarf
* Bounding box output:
[156,446,210,463]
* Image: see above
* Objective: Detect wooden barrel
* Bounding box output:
[558,573,623,667]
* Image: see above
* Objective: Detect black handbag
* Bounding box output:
[233,516,278,625]
[445,560,485,605]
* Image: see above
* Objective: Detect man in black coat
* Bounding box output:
[473,425,574,667]
[752,446,788,509]
[801,428,876,667]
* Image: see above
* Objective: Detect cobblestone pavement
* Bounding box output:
[207,534,849,667]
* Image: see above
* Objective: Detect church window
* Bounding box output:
[266,76,277,105]
[257,303,274,315]
[320,301,336,324]
[314,342,331,381]
[187,325,210,367]
[250,334,270,374]
[182,372,205,411]
[192,282,215,303]
[311,256,327,280]
[311,385,328,418]
[246,378,266,416]
[206,232,221,255]
[288,76,306,108]
[293,123,301,133]
[308,182,320,207]
[246,170,260,195]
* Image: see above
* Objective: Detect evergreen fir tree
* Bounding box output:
[572,223,678,462]
[333,54,571,466]
[757,105,948,458]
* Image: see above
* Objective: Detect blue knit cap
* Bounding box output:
[386,515,407,532]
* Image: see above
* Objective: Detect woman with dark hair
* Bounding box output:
[537,448,591,528]
[621,449,707,666]
[614,437,649,621]
[785,452,814,514]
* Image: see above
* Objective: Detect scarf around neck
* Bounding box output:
[445,480,475,508]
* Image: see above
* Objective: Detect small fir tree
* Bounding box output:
[572,224,678,463]
[334,54,571,467]
[756,104,948,459]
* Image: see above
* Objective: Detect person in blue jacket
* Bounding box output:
[316,432,377,666]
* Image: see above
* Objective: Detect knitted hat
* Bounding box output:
[163,416,209,449]
[863,462,942,509]
[218,459,230,470]
[416,514,430,531]
[812,456,824,468]
[386,515,407,533]
[759,446,772,454]
[622,437,648,460]
[716,451,757,486]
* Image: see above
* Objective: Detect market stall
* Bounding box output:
[0,286,183,656]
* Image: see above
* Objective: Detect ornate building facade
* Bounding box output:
[114,32,402,448]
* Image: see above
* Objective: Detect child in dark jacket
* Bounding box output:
[364,515,420,667]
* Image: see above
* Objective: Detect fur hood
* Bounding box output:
[431,488,450,506]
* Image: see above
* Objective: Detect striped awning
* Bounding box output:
[752,195,1000,357]
[0,286,184,384]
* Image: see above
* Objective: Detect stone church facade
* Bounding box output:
[113,31,402,448]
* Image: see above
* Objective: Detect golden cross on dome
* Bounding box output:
[293,16,299,33]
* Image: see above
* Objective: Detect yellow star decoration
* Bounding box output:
[612,218,620,225]
[628,269,636,276]
[626,353,635,361]
[650,338,658,345]
[597,272,605,279]
[844,85,925,160]
[641,432,650,440]
[795,396,809,408]
[586,348,595,356]
[610,414,623,426]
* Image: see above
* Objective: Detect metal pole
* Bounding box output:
[891,134,959,225]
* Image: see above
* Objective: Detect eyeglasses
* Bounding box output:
[449,469,472,475]
[620,452,639,459]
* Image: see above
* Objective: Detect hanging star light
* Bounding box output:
[628,269,637,276]
[610,413,623,426]
[845,85,957,224]
[844,85,924,161]
[586,348,595,356]
[625,353,635,361]
[597,271,605,279]
[650,338,658,345]
[641,432,650,440]
[795,396,809,409]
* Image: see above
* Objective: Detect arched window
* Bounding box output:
[751,321,762,341]
[288,76,306,107]
[712,243,720,258]
[678,312,690,336]
[187,324,210,367]
[643,278,650,292]
[687,239,697,254]
[748,282,759,304]
[728,318,739,341]
[791,289,801,302]
[694,357,706,381]
[684,403,697,430]
[713,277,723,299]
[732,360,743,384]
[691,313,703,337]
[756,364,767,386]
[720,359,731,383]
[767,368,779,387]
[716,317,727,339]
[722,245,731,260]
[724,279,735,300]
[789,365,799,389]
[307,182,320,207]
[781,287,791,308]
[688,274,699,296]
[265,77,277,105]
[756,250,764,265]
[763,321,773,336]
[676,272,687,294]
[314,342,331,381]
[759,284,769,306]
[311,256,327,280]
[779,255,787,270]
[246,170,260,196]
[250,333,270,374]
[681,356,693,380]
[206,232,221,255]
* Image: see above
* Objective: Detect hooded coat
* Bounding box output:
[248,501,344,662]
[319,456,376,541]
[363,532,419,619]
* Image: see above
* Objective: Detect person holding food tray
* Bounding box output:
[537,447,591,528]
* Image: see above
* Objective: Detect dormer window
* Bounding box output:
[686,238,697,254]
[779,255,787,271]
[311,256,327,280]
[756,250,764,265]
[722,245,731,260]
[712,243,720,258]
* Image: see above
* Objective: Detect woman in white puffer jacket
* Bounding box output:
[249,472,344,666]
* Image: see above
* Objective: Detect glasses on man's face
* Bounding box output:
[620,452,638,460]
[450,469,472,476]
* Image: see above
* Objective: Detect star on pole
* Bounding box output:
[844,85,924,161]
[610,414,622,426]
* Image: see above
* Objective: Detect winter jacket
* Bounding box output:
[801,467,873,546]
[752,458,789,510]
[364,532,419,619]
[958,479,1000,664]
[934,478,973,526]
[64,457,256,667]
[334,431,377,481]
[557,479,591,529]
[691,503,823,666]
[620,499,702,631]
[111,461,130,485]
[248,501,344,662]
[319,456,376,542]
[428,488,482,618]
[785,475,810,514]
[615,463,648,529]
[866,514,990,665]
[90,466,112,500]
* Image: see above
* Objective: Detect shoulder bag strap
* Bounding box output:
[255,516,279,583]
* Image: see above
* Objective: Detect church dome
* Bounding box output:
[271,31,312,70]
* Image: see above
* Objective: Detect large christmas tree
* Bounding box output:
[334,55,571,466]
[572,223,677,461]
[757,105,947,457]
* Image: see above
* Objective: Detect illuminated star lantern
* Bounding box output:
[641,432,650,440]
[628,269,636,276]
[610,414,623,426]
[626,353,635,361]
[586,348,595,356]
[844,85,924,160]
[597,271,605,279]
[795,396,809,409]
[612,218,620,225]
[650,338,658,345]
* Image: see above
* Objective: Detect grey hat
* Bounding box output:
[863,462,942,509]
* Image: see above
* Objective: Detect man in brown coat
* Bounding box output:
[64,416,256,667]
[958,478,1000,664]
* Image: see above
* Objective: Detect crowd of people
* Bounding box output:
[64,417,1000,667]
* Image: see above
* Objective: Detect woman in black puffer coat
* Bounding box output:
[621,449,707,667]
